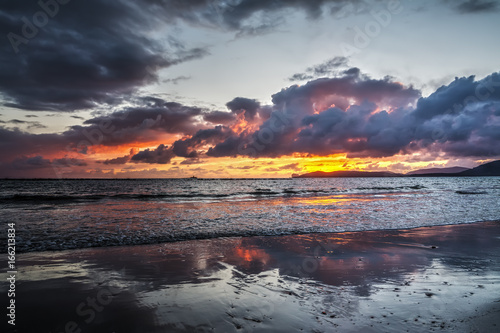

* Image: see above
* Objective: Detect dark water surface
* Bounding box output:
[1,177,500,252]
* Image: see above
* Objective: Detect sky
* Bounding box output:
[1,0,500,178]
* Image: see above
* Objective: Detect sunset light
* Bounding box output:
[2,1,500,332]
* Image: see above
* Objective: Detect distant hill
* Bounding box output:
[292,160,500,178]
[407,166,470,175]
[458,160,500,176]
[410,160,500,177]
[292,170,402,178]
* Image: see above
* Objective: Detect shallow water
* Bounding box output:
[3,222,500,332]
[1,177,500,252]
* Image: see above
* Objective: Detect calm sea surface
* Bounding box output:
[1,177,499,252]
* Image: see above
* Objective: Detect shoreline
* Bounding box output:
[2,221,500,332]
[13,219,500,255]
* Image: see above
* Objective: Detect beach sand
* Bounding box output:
[3,221,500,332]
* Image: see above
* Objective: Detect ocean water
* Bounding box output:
[1,177,499,252]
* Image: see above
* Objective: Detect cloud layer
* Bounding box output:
[0,0,375,112]
[1,68,500,177]
[1,0,490,112]
[1,1,499,177]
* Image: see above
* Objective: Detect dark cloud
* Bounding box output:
[171,139,199,158]
[203,111,237,125]
[10,156,52,169]
[102,155,132,165]
[78,99,205,144]
[0,0,208,111]
[276,70,421,111]
[208,71,500,159]
[27,122,47,129]
[456,0,498,13]
[221,70,420,158]
[53,157,88,167]
[0,98,206,161]
[294,102,412,158]
[163,76,191,85]
[101,149,136,165]
[206,135,244,157]
[131,144,175,164]
[5,155,86,171]
[234,18,284,38]
[257,106,274,121]
[413,75,479,120]
[0,154,88,179]
[0,0,486,115]
[289,57,350,81]
[173,126,233,157]
[288,73,315,82]
[0,0,377,112]
[5,119,47,129]
[7,119,27,124]
[180,158,204,165]
[0,127,66,161]
[343,67,361,76]
[226,97,261,120]
[2,68,500,175]
[160,0,366,33]
[310,57,349,75]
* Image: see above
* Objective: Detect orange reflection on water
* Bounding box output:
[234,247,271,265]
[270,193,402,207]
[297,194,375,206]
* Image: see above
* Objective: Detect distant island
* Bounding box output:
[406,166,470,175]
[292,160,500,178]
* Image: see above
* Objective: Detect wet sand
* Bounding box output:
[2,221,500,332]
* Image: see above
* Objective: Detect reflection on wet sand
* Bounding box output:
[4,221,500,332]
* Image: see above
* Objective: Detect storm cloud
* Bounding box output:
[226,97,261,121]
[1,0,478,113]
[0,0,207,111]
[0,0,378,112]
[206,70,500,159]
[131,144,175,164]
[203,111,237,125]
[289,56,350,81]
[456,0,499,13]
[2,69,500,176]
[0,98,207,162]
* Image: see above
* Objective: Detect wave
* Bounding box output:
[0,185,429,204]
[12,219,498,254]
[356,185,426,191]
[0,189,328,203]
[455,190,488,195]
[0,193,232,203]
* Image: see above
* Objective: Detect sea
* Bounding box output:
[1,177,500,253]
